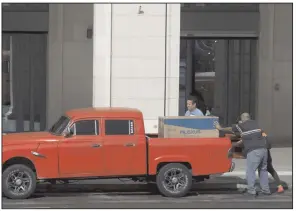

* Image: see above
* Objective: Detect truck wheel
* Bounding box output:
[156,163,192,198]
[2,164,37,199]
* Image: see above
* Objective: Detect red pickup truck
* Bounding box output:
[2,107,234,199]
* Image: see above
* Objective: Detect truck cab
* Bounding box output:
[51,107,148,178]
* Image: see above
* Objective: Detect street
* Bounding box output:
[2,189,293,209]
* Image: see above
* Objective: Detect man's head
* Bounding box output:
[187,96,198,112]
[240,112,251,122]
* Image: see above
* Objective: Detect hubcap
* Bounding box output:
[15,179,22,186]
[171,177,178,183]
[7,170,31,195]
[162,168,188,194]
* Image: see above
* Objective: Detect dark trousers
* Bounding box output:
[258,149,281,186]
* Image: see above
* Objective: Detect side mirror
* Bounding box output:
[64,129,73,138]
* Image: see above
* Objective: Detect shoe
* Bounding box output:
[277,185,284,193]
[258,190,271,196]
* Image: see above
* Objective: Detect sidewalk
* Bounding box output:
[210,147,293,190]
[229,148,292,172]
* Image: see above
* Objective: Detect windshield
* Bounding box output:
[49,115,71,135]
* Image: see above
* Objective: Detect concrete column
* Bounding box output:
[258,4,292,143]
[109,4,166,133]
[108,4,180,133]
[47,4,93,127]
[47,4,64,127]
[92,4,112,107]
[165,4,181,116]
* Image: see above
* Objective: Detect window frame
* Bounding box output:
[104,118,136,136]
[68,119,100,136]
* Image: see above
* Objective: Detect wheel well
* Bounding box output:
[157,162,192,173]
[2,157,36,173]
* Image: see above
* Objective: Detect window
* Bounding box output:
[49,115,70,135]
[72,120,98,135]
[105,120,134,135]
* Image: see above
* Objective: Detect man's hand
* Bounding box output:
[214,121,222,130]
[214,121,233,132]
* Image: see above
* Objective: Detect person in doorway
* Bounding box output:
[190,90,206,114]
[185,95,204,116]
[215,113,271,197]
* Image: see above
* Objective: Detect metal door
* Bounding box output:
[179,38,258,126]
[214,39,258,125]
[2,33,47,132]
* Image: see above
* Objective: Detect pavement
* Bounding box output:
[2,148,293,209]
[2,190,293,209]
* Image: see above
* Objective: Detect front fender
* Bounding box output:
[33,142,59,179]
[148,155,191,175]
[3,142,60,180]
[2,144,39,165]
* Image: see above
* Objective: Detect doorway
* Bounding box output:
[179,38,258,126]
[2,33,47,132]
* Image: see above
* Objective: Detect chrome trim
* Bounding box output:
[227,148,233,158]
[124,143,136,147]
[31,151,46,158]
[95,120,98,135]
[229,162,235,172]
[73,124,76,135]
[91,143,102,148]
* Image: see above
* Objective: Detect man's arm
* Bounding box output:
[214,122,233,132]
[232,124,240,133]
[232,139,243,147]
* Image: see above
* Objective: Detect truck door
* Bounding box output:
[58,119,105,177]
[102,118,146,176]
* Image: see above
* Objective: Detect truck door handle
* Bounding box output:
[91,143,102,148]
[124,143,135,147]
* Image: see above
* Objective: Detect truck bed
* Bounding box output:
[147,137,233,176]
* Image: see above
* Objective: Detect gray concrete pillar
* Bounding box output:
[257,3,292,143]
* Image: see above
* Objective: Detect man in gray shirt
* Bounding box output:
[185,96,204,116]
[216,113,270,197]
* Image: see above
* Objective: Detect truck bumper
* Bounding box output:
[229,161,235,172]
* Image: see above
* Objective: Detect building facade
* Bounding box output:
[2,3,292,145]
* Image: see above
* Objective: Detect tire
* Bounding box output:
[156,163,192,198]
[2,164,37,199]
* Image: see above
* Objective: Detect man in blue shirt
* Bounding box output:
[185,96,204,116]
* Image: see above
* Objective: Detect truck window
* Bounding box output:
[71,120,99,135]
[49,115,70,135]
[105,120,134,135]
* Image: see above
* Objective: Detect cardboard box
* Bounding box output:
[158,116,219,138]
